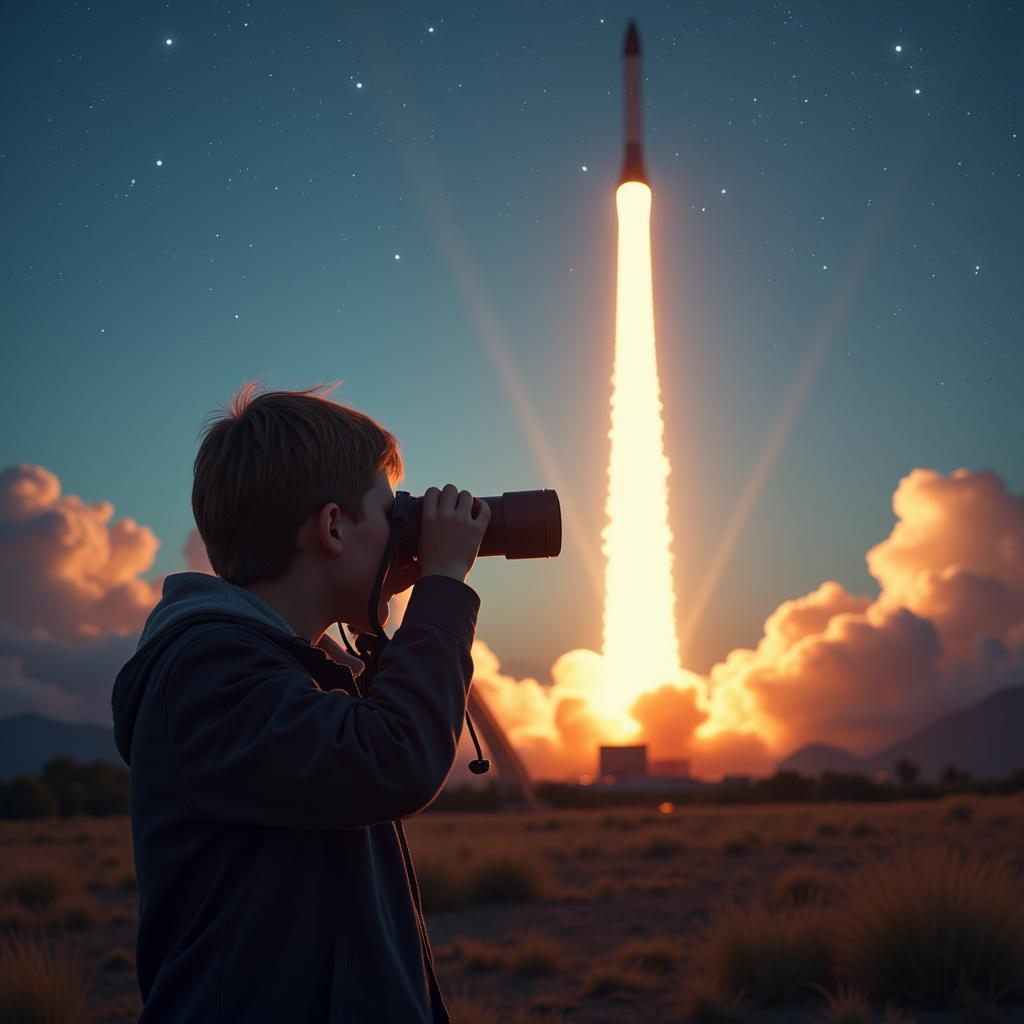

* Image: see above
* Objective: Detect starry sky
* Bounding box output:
[3,1,1022,690]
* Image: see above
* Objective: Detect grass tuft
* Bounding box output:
[836,842,1024,1006]
[697,899,836,1004]
[773,866,838,907]
[616,937,678,975]
[450,936,504,972]
[468,854,547,904]
[679,977,751,1021]
[507,929,567,975]
[0,930,94,1024]
[414,857,467,912]
[809,982,873,1023]
[582,963,656,997]
[0,863,78,912]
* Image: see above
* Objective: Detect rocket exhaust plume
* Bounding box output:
[594,20,685,729]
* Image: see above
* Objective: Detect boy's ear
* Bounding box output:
[310,503,346,556]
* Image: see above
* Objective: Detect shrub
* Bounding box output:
[101,947,134,970]
[507,929,567,975]
[468,854,547,904]
[50,898,103,930]
[0,930,94,1023]
[773,867,837,907]
[634,835,685,858]
[0,864,77,912]
[0,777,59,819]
[785,839,817,855]
[945,802,973,823]
[616,937,678,975]
[451,936,504,972]
[0,901,36,936]
[836,841,1024,1006]
[414,857,467,912]
[721,838,750,856]
[582,963,655,997]
[697,900,836,1004]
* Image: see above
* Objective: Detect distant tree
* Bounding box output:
[813,771,882,802]
[41,756,129,817]
[0,775,59,819]
[41,756,89,817]
[753,770,812,803]
[941,763,972,784]
[894,758,921,786]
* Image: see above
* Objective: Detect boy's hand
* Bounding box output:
[418,485,491,583]
[383,551,422,597]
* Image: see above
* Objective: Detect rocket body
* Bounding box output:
[620,21,648,185]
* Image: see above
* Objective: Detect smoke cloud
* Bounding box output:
[467,467,1024,778]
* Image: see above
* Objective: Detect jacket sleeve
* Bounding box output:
[161,575,480,830]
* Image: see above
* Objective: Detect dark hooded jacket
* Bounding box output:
[111,570,480,1023]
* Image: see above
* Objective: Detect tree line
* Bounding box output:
[0,757,129,819]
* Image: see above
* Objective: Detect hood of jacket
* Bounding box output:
[111,571,319,767]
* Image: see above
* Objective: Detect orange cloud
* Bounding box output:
[464,467,1024,779]
[0,465,163,641]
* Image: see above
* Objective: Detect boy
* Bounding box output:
[111,380,491,1023]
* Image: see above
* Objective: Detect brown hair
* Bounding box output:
[192,379,404,586]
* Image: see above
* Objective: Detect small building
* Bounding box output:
[649,758,691,779]
[598,744,647,782]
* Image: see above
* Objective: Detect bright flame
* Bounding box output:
[596,181,685,731]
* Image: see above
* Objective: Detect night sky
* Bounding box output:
[3,2,1021,712]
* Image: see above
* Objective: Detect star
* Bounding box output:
[394,254,400,260]
[165,38,173,46]
[155,159,163,167]
[355,82,363,90]
[894,44,903,53]
[581,165,588,172]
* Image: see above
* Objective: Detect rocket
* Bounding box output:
[620,20,648,185]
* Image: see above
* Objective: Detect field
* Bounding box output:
[1,793,1023,1023]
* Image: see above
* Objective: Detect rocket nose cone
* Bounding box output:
[624,20,641,57]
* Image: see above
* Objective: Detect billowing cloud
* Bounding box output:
[465,467,1024,779]
[0,464,163,641]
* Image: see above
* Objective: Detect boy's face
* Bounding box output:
[331,472,398,634]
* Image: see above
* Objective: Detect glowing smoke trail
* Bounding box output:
[596,22,687,730]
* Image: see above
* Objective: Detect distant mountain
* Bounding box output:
[778,686,1024,781]
[0,713,123,780]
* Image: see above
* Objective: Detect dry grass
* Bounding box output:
[467,853,548,904]
[100,947,134,970]
[0,860,80,912]
[773,865,840,907]
[581,962,657,997]
[448,936,504,972]
[415,856,467,911]
[696,899,836,1004]
[679,977,751,1021]
[809,982,873,1023]
[836,841,1024,1006]
[0,929,94,1024]
[506,928,568,975]
[615,936,679,975]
